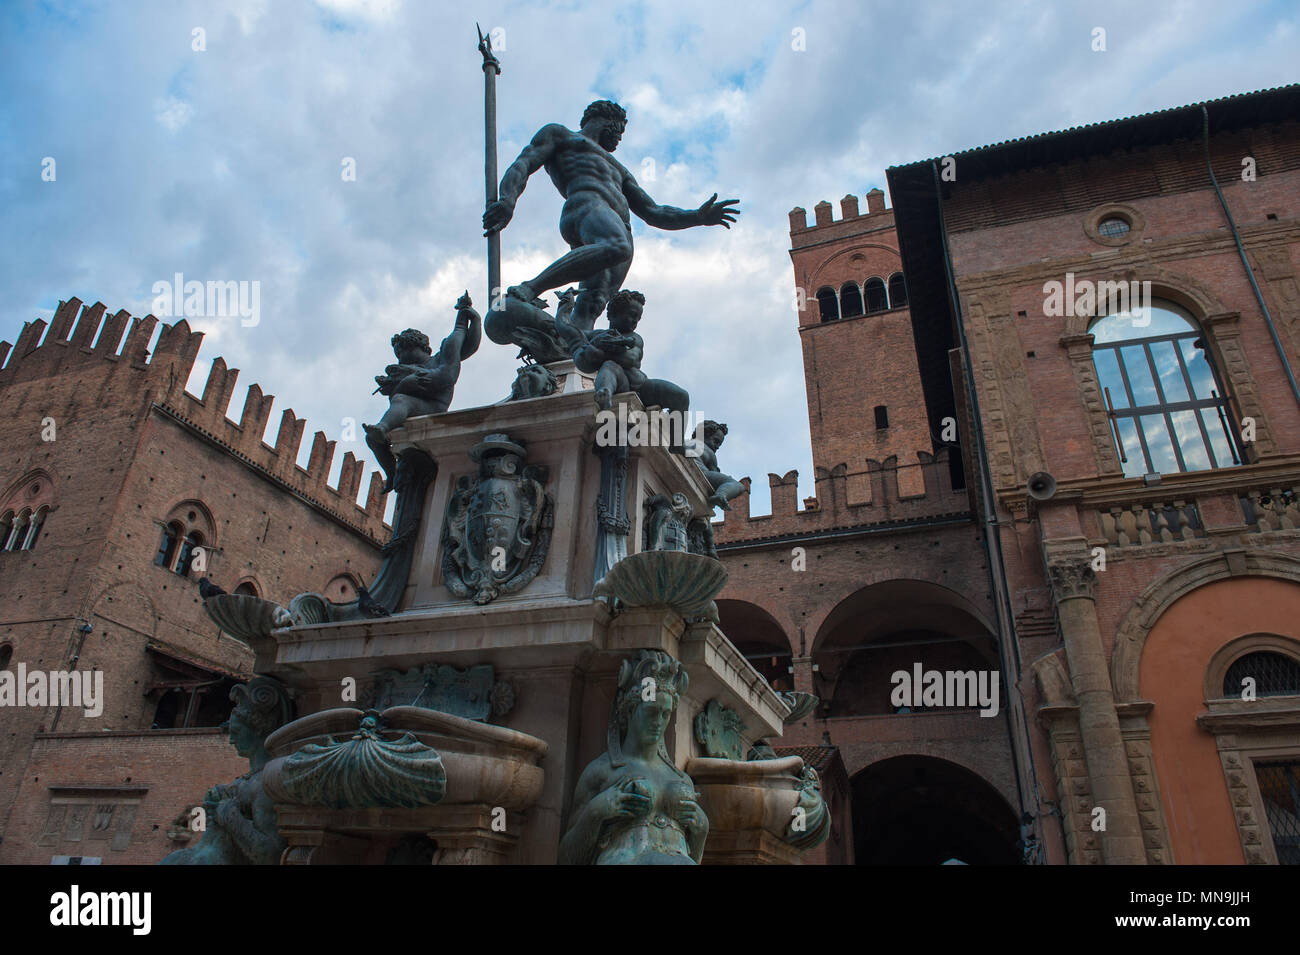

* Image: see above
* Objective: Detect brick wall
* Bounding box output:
[0,298,388,862]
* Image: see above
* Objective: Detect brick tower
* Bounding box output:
[788,187,933,497]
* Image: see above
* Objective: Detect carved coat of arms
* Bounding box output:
[441,433,552,604]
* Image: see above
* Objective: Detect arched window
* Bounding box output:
[1090,301,1240,478]
[175,532,204,578]
[864,277,888,314]
[233,581,259,597]
[25,506,47,550]
[0,472,55,552]
[154,502,216,576]
[888,272,908,309]
[816,287,839,322]
[840,283,864,318]
[6,509,31,552]
[154,521,182,569]
[1224,652,1300,698]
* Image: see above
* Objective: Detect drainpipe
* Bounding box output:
[1201,104,1300,410]
[930,161,1046,856]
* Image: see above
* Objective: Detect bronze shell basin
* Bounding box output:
[594,550,728,620]
[203,593,292,643]
[685,755,809,835]
[262,706,548,811]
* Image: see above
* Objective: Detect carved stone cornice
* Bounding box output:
[1048,557,1097,602]
[996,454,1300,512]
[1195,699,1300,734]
[1200,311,1242,331]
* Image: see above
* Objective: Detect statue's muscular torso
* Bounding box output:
[535,124,634,226]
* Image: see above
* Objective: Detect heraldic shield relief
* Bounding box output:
[441,433,553,605]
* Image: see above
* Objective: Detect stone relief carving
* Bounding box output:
[272,709,447,810]
[693,699,746,761]
[442,433,552,605]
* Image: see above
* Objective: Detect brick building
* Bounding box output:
[0,299,387,863]
[716,83,1300,865]
[713,191,1026,866]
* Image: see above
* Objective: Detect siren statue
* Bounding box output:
[160,677,293,865]
[559,650,708,864]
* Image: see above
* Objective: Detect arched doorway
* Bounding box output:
[851,755,1020,864]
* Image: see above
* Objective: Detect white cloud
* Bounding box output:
[153,96,194,132]
[3,0,1294,513]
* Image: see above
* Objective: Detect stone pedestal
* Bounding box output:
[252,389,812,864]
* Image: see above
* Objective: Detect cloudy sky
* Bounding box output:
[2,0,1295,516]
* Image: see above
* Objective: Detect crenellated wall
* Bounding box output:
[713,446,969,546]
[0,298,387,536]
[0,295,390,863]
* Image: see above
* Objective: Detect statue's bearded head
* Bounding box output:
[581,99,627,152]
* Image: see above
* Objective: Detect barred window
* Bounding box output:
[1223,652,1300,698]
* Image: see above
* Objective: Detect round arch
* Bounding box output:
[717,598,795,690]
[807,241,901,289]
[1204,633,1300,701]
[813,578,996,657]
[160,497,219,549]
[1112,550,1300,702]
[850,755,1021,864]
[1062,266,1232,339]
[813,579,998,718]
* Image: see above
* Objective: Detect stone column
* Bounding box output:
[1048,555,1146,864]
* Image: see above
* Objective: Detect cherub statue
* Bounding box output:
[562,289,647,411]
[557,290,689,421]
[160,677,293,865]
[692,420,745,511]
[559,650,708,864]
[365,293,481,491]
